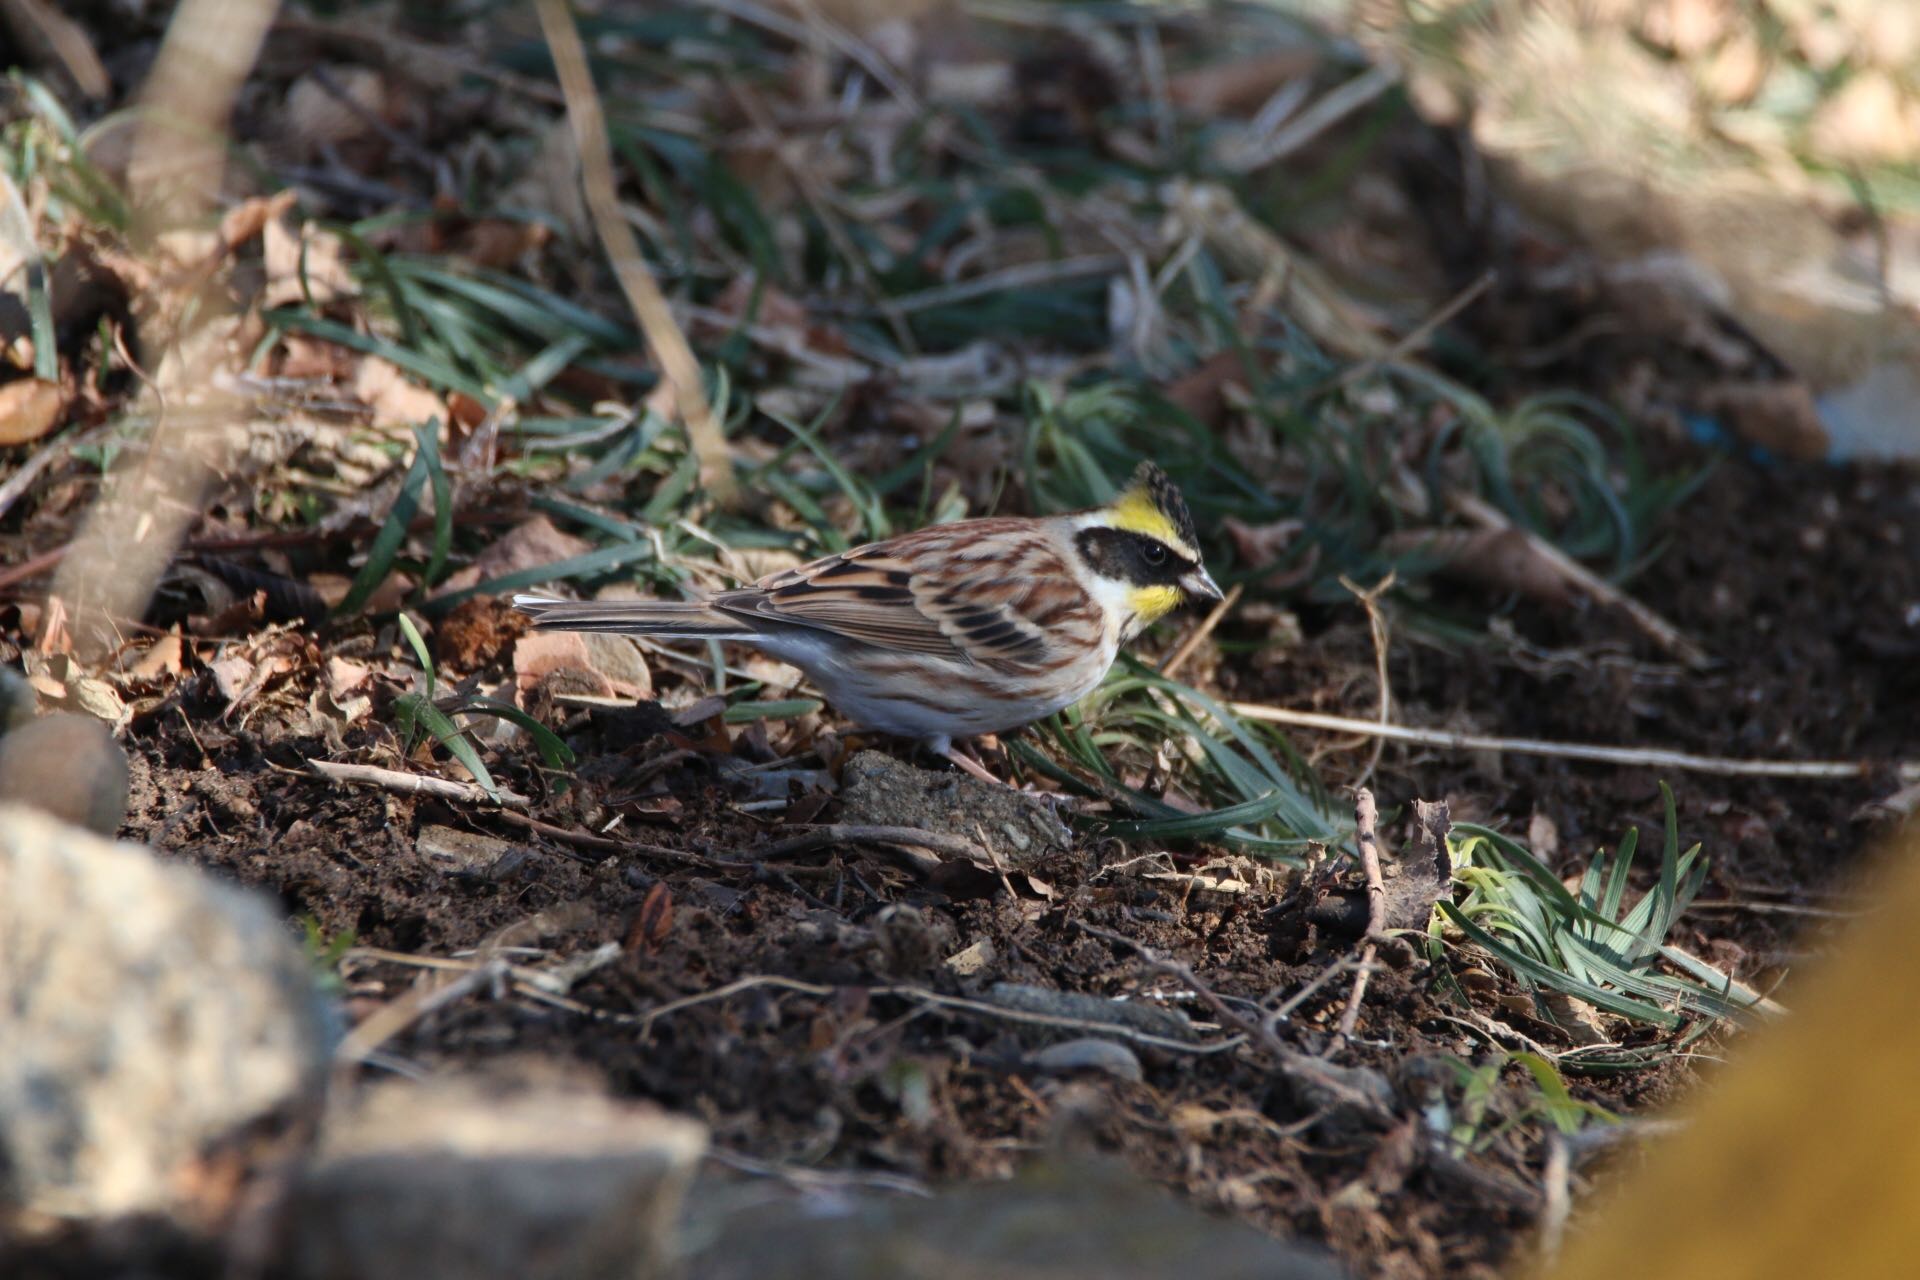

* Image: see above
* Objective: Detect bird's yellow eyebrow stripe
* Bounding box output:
[1109,488,1180,547]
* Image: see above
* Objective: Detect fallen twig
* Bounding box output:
[1335,789,1386,1042]
[1447,490,1711,669]
[307,758,530,808]
[1226,703,1920,784]
[1341,572,1395,788]
[514,971,1245,1055]
[1074,920,1394,1120]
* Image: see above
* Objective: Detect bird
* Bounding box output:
[513,461,1222,779]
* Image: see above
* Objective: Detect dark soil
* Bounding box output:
[91,442,1915,1280]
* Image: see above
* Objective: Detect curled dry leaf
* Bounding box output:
[0,378,68,446]
[624,881,674,956]
[354,355,448,430]
[1223,515,1315,590]
[1381,526,1575,607]
[327,656,372,699]
[126,634,186,681]
[218,190,298,253]
[434,516,591,597]
[512,631,616,700]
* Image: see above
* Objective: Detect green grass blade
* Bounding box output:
[334,443,431,619]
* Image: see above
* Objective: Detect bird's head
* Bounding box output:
[1073,462,1223,632]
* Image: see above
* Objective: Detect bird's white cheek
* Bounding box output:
[1084,575,1138,644]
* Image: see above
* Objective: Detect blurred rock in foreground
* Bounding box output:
[288,1075,707,1280]
[0,712,130,836]
[686,1156,1346,1279]
[0,804,331,1219]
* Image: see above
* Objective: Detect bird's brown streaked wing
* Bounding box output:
[715,520,1092,666]
[715,540,957,655]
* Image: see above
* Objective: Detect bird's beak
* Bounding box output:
[1181,566,1224,605]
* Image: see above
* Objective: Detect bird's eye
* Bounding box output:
[1142,542,1168,567]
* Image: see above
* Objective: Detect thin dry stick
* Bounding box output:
[1539,1131,1573,1265]
[1160,582,1243,680]
[307,758,531,808]
[1448,489,1710,669]
[332,955,509,1070]
[1340,571,1395,788]
[533,0,738,508]
[488,808,708,864]
[1074,919,1393,1118]
[1225,702,1920,785]
[516,970,1242,1054]
[1313,271,1495,399]
[1335,788,1385,1042]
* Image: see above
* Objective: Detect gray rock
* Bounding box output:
[685,1156,1346,1279]
[0,805,331,1218]
[0,713,130,836]
[288,1076,707,1280]
[841,750,1068,866]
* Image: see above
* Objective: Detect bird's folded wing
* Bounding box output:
[725,537,1062,665]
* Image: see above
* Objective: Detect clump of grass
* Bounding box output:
[1436,1050,1620,1158]
[1436,783,1758,1068]
[390,613,575,800]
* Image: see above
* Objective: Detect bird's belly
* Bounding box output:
[758,632,1115,741]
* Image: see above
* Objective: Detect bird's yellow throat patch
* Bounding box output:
[1127,583,1182,624]
[1109,486,1181,549]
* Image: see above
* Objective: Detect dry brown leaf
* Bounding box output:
[219,190,298,252]
[309,570,413,616]
[126,634,185,680]
[624,881,674,955]
[434,516,592,596]
[284,67,392,155]
[208,655,254,704]
[578,632,652,700]
[1698,381,1830,460]
[1381,526,1575,606]
[1165,351,1248,429]
[263,215,357,309]
[353,355,447,429]
[512,631,615,700]
[1808,70,1920,164]
[327,656,372,699]
[276,334,357,381]
[0,378,67,446]
[1223,515,1315,590]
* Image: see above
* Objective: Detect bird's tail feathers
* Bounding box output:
[512,594,752,638]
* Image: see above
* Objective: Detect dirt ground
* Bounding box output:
[84,443,1910,1280]
[4,3,1920,1278]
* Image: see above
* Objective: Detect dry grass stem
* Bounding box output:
[307,758,531,808]
[534,0,739,508]
[1228,703,1920,784]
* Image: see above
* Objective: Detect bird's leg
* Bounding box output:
[935,738,1005,786]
